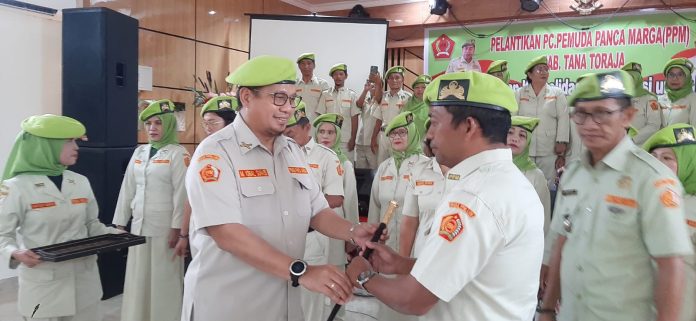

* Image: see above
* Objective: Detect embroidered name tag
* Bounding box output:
[198,154,220,161]
[403,175,410,180]
[416,180,434,186]
[654,179,676,188]
[239,169,269,178]
[152,160,170,164]
[687,219,696,228]
[134,160,142,164]
[71,198,88,205]
[604,195,637,208]
[448,202,476,217]
[31,202,56,209]
[380,176,394,181]
[288,167,309,174]
[310,88,322,93]
[309,164,320,169]
[447,173,461,180]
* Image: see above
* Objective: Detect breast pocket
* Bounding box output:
[341,99,352,109]
[325,99,336,111]
[291,175,315,217]
[239,179,276,224]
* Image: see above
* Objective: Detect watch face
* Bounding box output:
[291,261,306,274]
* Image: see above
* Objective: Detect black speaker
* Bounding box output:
[70,146,135,299]
[62,7,138,148]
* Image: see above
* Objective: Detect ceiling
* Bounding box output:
[280,0,426,13]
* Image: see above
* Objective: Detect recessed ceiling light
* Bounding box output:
[208,10,216,15]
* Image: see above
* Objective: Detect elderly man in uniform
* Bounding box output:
[296,53,330,122]
[445,39,481,74]
[317,63,360,162]
[372,66,412,165]
[621,62,661,145]
[181,55,381,321]
[346,71,544,321]
[538,71,693,321]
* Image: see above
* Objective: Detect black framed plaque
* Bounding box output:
[32,233,146,262]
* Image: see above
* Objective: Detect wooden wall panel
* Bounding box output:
[139,29,195,90]
[195,43,248,93]
[403,48,423,76]
[196,0,263,50]
[138,88,196,144]
[262,0,310,15]
[85,0,195,38]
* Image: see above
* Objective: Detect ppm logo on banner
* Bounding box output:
[432,34,455,59]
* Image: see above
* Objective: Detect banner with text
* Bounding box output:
[425,11,696,95]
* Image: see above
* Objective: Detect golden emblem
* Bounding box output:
[335,115,344,128]
[294,109,306,120]
[438,80,467,100]
[617,176,632,190]
[159,102,171,111]
[675,127,696,144]
[218,100,232,110]
[405,113,414,124]
[239,142,252,149]
[599,74,625,93]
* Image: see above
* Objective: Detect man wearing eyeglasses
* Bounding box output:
[317,63,360,162]
[537,71,692,321]
[181,56,382,321]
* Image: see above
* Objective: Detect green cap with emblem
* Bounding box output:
[385,65,405,79]
[622,62,643,74]
[313,113,347,162]
[411,74,432,88]
[201,96,239,117]
[225,55,297,86]
[329,63,348,76]
[297,53,315,63]
[643,123,696,195]
[486,60,509,83]
[313,112,344,129]
[385,111,422,170]
[663,58,694,76]
[511,116,539,133]
[21,114,86,139]
[286,99,307,127]
[525,55,548,74]
[140,99,175,122]
[567,70,635,106]
[424,71,518,114]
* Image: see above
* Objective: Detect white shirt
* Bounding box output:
[445,56,482,73]
[411,149,544,321]
[296,75,330,122]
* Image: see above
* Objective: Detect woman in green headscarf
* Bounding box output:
[0,114,121,320]
[644,123,696,321]
[113,99,191,321]
[659,58,696,126]
[367,111,428,321]
[403,74,431,141]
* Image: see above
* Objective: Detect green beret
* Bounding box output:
[664,58,694,76]
[621,62,643,74]
[412,75,432,88]
[486,60,508,74]
[576,72,594,82]
[313,113,344,128]
[140,99,175,121]
[525,55,548,74]
[567,71,635,106]
[627,126,639,138]
[643,123,696,152]
[21,114,86,139]
[329,63,347,76]
[385,111,415,135]
[385,66,405,79]
[511,116,539,133]
[297,53,315,63]
[461,39,475,47]
[286,99,307,127]
[424,71,518,114]
[201,96,239,117]
[225,55,296,86]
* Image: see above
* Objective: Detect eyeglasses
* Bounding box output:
[201,120,224,127]
[388,129,408,139]
[253,90,301,107]
[533,66,550,74]
[667,72,686,79]
[571,109,621,124]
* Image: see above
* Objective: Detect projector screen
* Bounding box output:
[249,15,388,94]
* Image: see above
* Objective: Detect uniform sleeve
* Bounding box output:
[112,150,138,226]
[186,143,243,230]
[342,161,360,224]
[513,90,522,116]
[321,154,344,197]
[410,192,503,302]
[0,182,22,269]
[350,92,361,117]
[372,100,384,121]
[633,97,662,145]
[542,231,560,265]
[169,148,190,229]
[531,170,551,235]
[402,179,419,218]
[640,177,693,257]
[316,92,327,116]
[367,163,384,225]
[555,90,570,143]
[83,178,118,236]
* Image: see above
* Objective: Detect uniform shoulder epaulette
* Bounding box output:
[314,143,337,156]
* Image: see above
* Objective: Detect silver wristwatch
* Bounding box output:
[356,270,376,290]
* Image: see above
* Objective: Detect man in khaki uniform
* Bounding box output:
[296,53,330,123]
[621,62,661,144]
[372,66,412,165]
[538,71,693,321]
[515,55,570,181]
[317,63,360,162]
[356,78,382,169]
[182,56,379,321]
[445,40,481,74]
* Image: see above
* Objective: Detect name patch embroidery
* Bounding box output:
[239,169,269,178]
[71,198,89,205]
[31,202,57,210]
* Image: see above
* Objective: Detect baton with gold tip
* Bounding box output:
[326,200,398,321]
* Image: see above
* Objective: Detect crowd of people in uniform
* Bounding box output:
[0,39,695,321]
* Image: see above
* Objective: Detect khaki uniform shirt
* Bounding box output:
[402,158,446,257]
[411,149,544,321]
[524,168,551,235]
[515,84,571,157]
[659,92,696,126]
[630,94,662,145]
[357,94,379,146]
[682,195,696,321]
[551,136,693,321]
[182,117,329,321]
[0,171,117,318]
[445,57,482,73]
[373,90,411,125]
[317,87,360,144]
[113,144,189,236]
[296,75,330,122]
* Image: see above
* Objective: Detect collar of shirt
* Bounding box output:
[448,148,512,180]
[429,157,445,176]
[232,116,289,156]
[297,75,319,85]
[303,138,318,154]
[328,86,347,95]
[385,89,409,100]
[524,83,549,98]
[581,135,632,172]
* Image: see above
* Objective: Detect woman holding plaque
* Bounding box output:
[0,114,121,321]
[113,99,190,321]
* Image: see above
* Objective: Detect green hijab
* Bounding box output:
[2,114,86,180]
[664,58,694,102]
[140,99,179,150]
[405,75,431,140]
[510,116,540,172]
[643,123,696,195]
[312,113,348,163]
[385,111,423,171]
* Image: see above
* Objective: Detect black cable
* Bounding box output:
[540,0,631,31]
[659,0,696,23]
[449,9,520,39]
[388,13,432,42]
